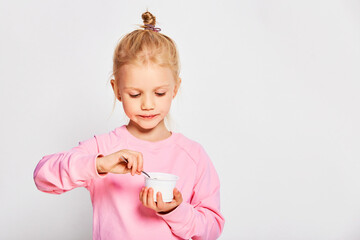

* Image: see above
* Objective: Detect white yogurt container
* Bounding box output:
[144,172,179,202]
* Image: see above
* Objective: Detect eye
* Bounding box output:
[129,93,140,98]
[156,92,166,96]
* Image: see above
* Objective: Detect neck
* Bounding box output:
[126,120,171,142]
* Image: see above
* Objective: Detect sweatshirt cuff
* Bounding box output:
[156,202,193,225]
[93,153,108,179]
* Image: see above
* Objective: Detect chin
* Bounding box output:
[134,120,162,130]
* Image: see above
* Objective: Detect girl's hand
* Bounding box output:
[139,187,183,214]
[96,149,143,176]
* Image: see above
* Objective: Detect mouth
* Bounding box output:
[139,114,159,119]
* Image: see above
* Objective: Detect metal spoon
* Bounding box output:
[121,156,151,178]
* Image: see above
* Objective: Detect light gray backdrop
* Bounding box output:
[1,0,359,239]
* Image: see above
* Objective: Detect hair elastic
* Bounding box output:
[144,24,161,32]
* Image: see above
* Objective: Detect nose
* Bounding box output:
[141,94,155,110]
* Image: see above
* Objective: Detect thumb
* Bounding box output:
[173,188,183,202]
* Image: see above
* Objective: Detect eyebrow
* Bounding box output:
[123,84,170,91]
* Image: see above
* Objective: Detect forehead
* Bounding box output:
[118,63,174,88]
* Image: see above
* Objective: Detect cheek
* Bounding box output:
[159,96,173,110]
[122,99,137,114]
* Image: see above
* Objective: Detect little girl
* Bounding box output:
[34,11,225,240]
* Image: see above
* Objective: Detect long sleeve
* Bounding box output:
[33,135,106,194]
[158,146,225,240]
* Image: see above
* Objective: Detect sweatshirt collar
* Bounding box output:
[117,125,177,149]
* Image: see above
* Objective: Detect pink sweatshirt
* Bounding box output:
[33,125,225,239]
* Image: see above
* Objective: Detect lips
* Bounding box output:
[139,114,158,119]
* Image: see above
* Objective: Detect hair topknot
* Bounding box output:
[112,9,180,81]
[141,11,156,28]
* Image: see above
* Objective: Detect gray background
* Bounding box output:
[1,0,359,239]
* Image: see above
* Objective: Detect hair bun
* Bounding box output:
[142,11,156,27]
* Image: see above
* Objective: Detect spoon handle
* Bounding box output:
[121,156,151,178]
[141,171,151,178]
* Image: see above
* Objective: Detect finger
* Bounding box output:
[118,155,129,172]
[137,152,144,174]
[173,188,183,203]
[142,187,148,206]
[120,155,128,164]
[156,192,165,210]
[147,188,157,210]
[117,155,126,167]
[173,188,179,196]
[139,187,145,202]
[123,154,136,175]
[121,152,132,169]
[128,151,142,175]
[118,155,130,172]
[127,156,132,170]
[131,157,137,176]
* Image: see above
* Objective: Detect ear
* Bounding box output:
[172,77,182,99]
[111,79,122,102]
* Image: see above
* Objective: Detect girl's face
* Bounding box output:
[111,63,180,131]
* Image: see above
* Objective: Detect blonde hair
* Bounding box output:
[112,11,180,83]
[110,11,181,128]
